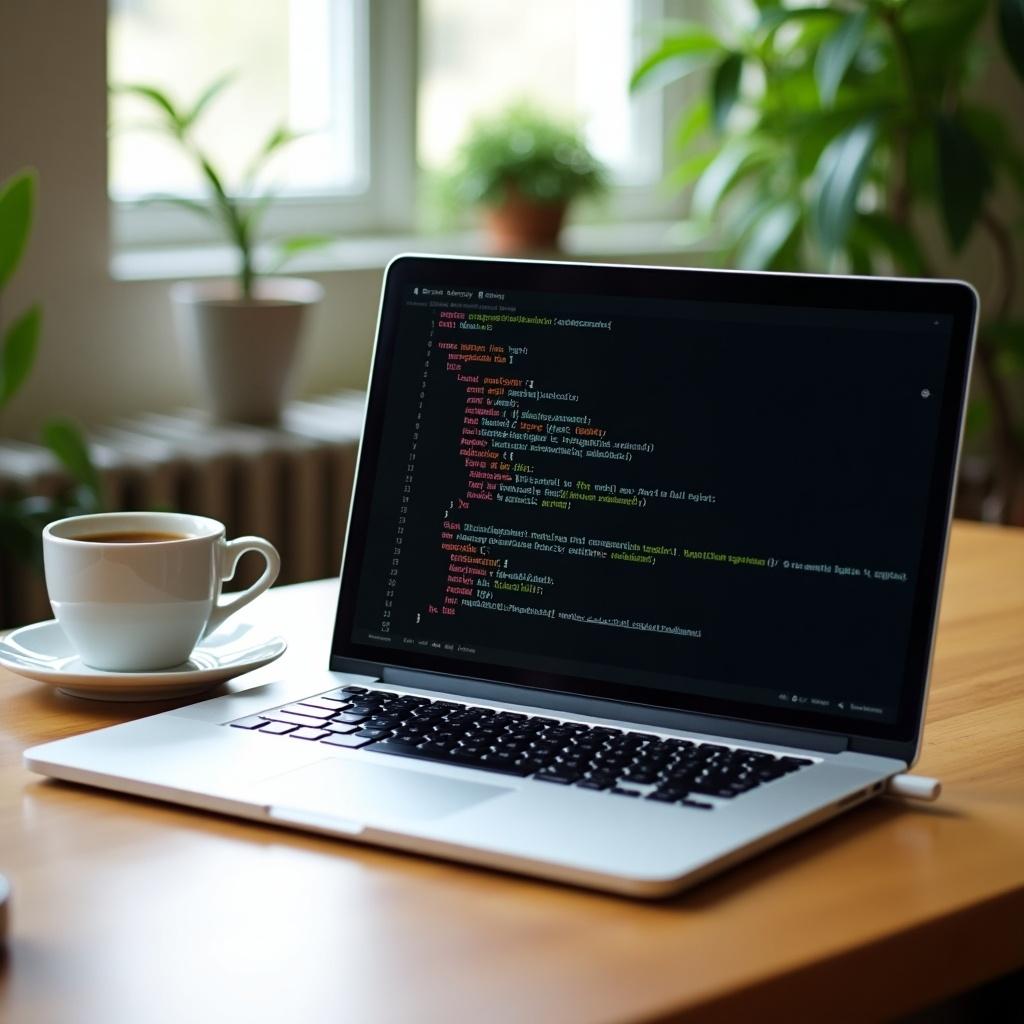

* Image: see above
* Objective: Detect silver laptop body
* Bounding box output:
[25,256,978,897]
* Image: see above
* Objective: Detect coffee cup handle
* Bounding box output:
[203,536,281,637]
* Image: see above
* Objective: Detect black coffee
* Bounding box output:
[75,531,189,543]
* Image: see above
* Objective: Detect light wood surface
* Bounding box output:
[1,521,1023,1024]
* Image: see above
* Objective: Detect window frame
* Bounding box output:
[109,0,694,253]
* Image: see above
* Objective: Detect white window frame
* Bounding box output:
[110,0,695,252]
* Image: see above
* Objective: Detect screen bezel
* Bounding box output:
[330,255,977,750]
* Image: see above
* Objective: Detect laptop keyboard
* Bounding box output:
[228,685,815,808]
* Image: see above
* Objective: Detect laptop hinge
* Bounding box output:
[378,666,848,754]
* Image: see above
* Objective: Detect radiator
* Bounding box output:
[0,390,365,628]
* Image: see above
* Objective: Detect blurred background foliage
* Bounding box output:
[633,0,1024,523]
[0,170,103,569]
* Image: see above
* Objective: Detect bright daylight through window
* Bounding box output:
[418,0,661,188]
[108,0,666,248]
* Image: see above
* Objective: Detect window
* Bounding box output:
[418,0,662,189]
[108,0,683,250]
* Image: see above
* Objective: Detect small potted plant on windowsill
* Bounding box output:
[445,104,608,254]
[112,77,328,424]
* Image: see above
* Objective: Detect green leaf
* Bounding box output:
[243,125,305,185]
[40,419,103,507]
[711,54,744,133]
[263,233,333,275]
[674,97,710,150]
[112,83,186,135]
[815,10,868,107]
[757,5,840,36]
[935,114,994,251]
[962,104,1024,199]
[984,319,1024,367]
[964,397,990,439]
[240,192,275,240]
[846,236,873,276]
[812,118,878,257]
[0,304,41,408]
[667,149,716,189]
[997,0,1024,82]
[737,202,800,269]
[855,214,926,276]
[184,73,233,129]
[137,194,216,223]
[276,233,333,257]
[631,27,724,92]
[692,141,757,219]
[0,170,35,290]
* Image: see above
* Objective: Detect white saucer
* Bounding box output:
[0,619,287,701]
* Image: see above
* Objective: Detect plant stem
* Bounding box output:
[879,6,918,247]
[240,241,253,300]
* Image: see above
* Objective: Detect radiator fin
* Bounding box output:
[0,391,364,628]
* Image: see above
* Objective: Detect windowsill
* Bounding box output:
[110,220,712,282]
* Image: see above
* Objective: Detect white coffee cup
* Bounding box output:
[42,511,281,672]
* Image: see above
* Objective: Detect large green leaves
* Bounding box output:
[812,119,878,257]
[0,305,41,408]
[692,140,762,220]
[997,0,1024,81]
[935,114,993,251]
[711,54,744,132]
[737,202,801,269]
[0,171,40,409]
[855,214,927,276]
[0,170,35,290]
[630,24,724,91]
[815,10,868,106]
[41,419,103,510]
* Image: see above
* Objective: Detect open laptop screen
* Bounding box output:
[332,256,976,745]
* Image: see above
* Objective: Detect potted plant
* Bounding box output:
[631,1,1024,523]
[112,77,327,424]
[445,104,608,254]
[0,168,102,581]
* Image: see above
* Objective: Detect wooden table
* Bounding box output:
[1,521,1023,1023]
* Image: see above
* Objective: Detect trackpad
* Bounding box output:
[257,757,513,825]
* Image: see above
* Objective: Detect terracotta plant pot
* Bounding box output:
[482,185,568,254]
[170,277,323,424]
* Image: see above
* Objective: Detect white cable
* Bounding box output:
[886,773,942,801]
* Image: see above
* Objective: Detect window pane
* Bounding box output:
[108,0,363,201]
[418,0,659,185]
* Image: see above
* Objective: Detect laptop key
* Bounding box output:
[321,733,376,748]
[284,703,334,720]
[298,697,347,711]
[262,710,333,729]
[261,721,298,735]
[355,728,393,740]
[290,727,329,741]
[368,739,532,776]
[229,716,267,730]
[324,722,359,735]
[533,769,580,785]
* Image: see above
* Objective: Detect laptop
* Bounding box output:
[25,255,977,897]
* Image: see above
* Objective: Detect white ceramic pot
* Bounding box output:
[170,277,323,423]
